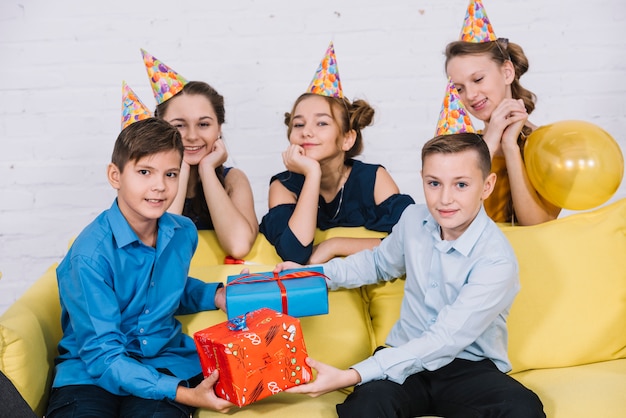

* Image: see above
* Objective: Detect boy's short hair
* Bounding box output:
[421,133,491,178]
[111,118,183,172]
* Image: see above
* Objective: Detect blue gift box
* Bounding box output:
[225,266,329,319]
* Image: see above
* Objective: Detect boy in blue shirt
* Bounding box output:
[279,133,545,417]
[46,118,233,417]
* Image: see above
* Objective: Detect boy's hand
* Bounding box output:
[214,287,226,312]
[285,357,361,397]
[273,261,304,274]
[175,370,234,413]
[215,268,249,313]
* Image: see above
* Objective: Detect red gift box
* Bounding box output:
[193,308,312,407]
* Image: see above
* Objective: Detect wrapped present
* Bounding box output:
[193,308,312,407]
[225,267,329,319]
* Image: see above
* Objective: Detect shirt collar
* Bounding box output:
[422,206,489,256]
[106,199,183,250]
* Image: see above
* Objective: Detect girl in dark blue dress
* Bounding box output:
[260,43,413,264]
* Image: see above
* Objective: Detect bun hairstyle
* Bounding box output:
[285,93,375,161]
[444,39,537,138]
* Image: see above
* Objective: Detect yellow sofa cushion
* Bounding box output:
[196,390,347,417]
[502,199,626,373]
[512,358,626,418]
[0,265,61,416]
[192,232,282,267]
[0,307,48,413]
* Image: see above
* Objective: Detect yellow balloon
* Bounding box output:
[524,120,624,210]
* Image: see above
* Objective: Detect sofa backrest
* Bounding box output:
[502,198,626,373]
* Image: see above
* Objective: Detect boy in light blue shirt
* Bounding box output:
[280,133,545,417]
[47,118,233,417]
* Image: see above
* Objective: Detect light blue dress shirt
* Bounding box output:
[53,199,220,401]
[324,204,519,385]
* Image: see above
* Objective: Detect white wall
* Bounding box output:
[1,0,624,314]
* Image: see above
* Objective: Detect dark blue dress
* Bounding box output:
[259,159,414,263]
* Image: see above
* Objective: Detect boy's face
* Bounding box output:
[421,149,496,241]
[107,150,181,228]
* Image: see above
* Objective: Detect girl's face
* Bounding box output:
[446,53,515,123]
[288,95,351,161]
[161,94,222,166]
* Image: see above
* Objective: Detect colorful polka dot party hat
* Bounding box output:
[121,81,152,130]
[141,49,188,104]
[307,42,343,98]
[435,78,475,136]
[460,0,497,43]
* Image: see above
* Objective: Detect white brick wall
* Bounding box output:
[1,0,624,314]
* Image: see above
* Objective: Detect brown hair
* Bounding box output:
[421,133,491,179]
[284,93,375,161]
[445,39,537,138]
[155,81,225,125]
[154,81,227,227]
[112,118,182,172]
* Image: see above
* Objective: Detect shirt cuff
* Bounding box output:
[155,373,184,401]
[351,356,384,385]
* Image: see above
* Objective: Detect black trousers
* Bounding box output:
[45,370,202,418]
[0,370,37,418]
[336,358,545,418]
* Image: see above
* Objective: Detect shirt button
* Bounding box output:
[431,282,438,288]
[139,328,144,334]
[144,309,150,314]
[151,282,155,287]
[142,339,147,345]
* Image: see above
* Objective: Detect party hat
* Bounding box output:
[435,78,475,136]
[141,49,188,104]
[121,81,152,130]
[460,0,497,43]
[307,42,343,98]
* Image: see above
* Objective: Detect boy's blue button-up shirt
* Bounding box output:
[324,204,519,385]
[54,200,220,401]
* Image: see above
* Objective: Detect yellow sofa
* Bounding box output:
[2,198,626,417]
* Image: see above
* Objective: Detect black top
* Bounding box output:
[182,166,232,230]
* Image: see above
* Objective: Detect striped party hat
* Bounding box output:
[307,42,343,98]
[141,49,188,104]
[121,81,152,130]
[435,78,475,136]
[460,0,497,43]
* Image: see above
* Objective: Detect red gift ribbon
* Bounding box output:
[226,271,328,315]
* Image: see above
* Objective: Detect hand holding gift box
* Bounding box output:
[225,267,329,319]
[193,308,313,407]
